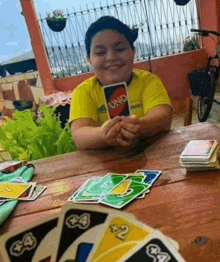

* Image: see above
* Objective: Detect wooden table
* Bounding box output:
[1,122,220,261]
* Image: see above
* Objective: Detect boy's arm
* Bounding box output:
[138,104,173,138]
[71,117,132,150]
[119,104,173,140]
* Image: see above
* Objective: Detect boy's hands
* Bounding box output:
[100,116,122,146]
[117,115,141,146]
[100,115,141,147]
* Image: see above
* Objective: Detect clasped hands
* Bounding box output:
[100,115,141,147]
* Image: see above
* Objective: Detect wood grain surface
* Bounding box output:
[1,122,220,261]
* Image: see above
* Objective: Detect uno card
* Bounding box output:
[17,183,36,200]
[110,180,131,195]
[123,230,186,261]
[54,204,130,262]
[83,173,127,197]
[19,185,47,201]
[0,213,60,262]
[136,170,162,187]
[68,178,101,202]
[137,189,150,199]
[180,140,218,161]
[102,82,131,119]
[99,180,149,209]
[88,215,153,262]
[0,182,32,199]
[75,242,93,262]
[126,175,146,183]
[0,161,27,173]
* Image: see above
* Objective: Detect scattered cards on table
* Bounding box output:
[179,140,220,171]
[68,170,162,209]
[0,177,46,203]
[0,203,186,261]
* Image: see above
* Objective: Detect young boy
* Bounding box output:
[69,16,173,150]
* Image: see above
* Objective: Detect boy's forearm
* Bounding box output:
[72,126,109,150]
[138,105,173,139]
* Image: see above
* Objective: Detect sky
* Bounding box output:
[0,0,107,63]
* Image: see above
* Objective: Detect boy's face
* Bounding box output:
[87,30,135,85]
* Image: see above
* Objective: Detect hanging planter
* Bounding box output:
[46,9,67,32]
[46,18,67,32]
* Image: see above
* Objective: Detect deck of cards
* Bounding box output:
[179,140,220,171]
[68,170,162,209]
[0,203,186,261]
[0,177,46,206]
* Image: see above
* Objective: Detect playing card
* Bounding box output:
[0,161,27,173]
[53,204,134,262]
[136,189,150,199]
[88,215,154,262]
[0,213,60,262]
[68,178,101,202]
[83,173,127,197]
[0,182,32,199]
[10,177,27,184]
[110,180,131,195]
[99,180,149,209]
[180,140,218,162]
[123,230,186,261]
[19,185,47,201]
[126,175,146,183]
[17,183,36,200]
[135,170,162,187]
[102,82,131,119]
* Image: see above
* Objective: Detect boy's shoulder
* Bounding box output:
[133,68,156,81]
[74,75,98,92]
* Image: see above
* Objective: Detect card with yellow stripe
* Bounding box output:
[0,182,31,199]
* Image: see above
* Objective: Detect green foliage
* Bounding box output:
[183,35,200,52]
[0,105,77,161]
[46,9,65,21]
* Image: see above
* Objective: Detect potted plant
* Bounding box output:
[183,35,200,52]
[46,9,67,32]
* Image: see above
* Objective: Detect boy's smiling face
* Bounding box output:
[87,30,135,85]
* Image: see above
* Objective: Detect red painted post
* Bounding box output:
[20,0,58,95]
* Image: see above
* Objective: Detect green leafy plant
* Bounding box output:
[183,35,200,52]
[0,105,77,161]
[46,9,65,22]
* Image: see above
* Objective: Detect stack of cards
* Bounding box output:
[68,170,161,209]
[0,177,46,206]
[179,140,220,171]
[0,203,186,261]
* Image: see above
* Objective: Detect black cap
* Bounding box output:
[85,16,138,57]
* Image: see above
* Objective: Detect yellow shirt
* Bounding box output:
[69,69,171,126]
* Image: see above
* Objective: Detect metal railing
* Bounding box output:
[38,0,199,78]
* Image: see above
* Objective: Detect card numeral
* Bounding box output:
[110,224,129,241]
[10,232,37,257]
[146,244,171,262]
[65,213,90,229]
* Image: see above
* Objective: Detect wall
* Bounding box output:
[54,49,207,102]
